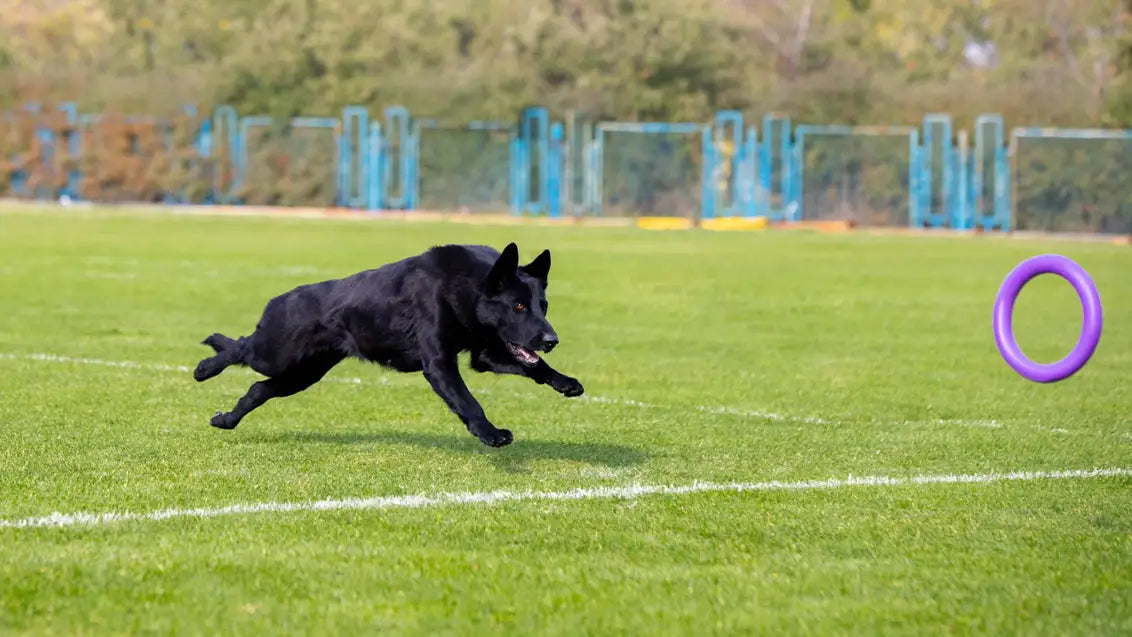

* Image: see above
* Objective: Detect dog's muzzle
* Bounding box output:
[506,342,541,366]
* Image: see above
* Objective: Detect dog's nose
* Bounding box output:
[540,333,559,352]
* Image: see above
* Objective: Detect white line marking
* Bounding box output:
[84,270,137,280]
[2,467,1126,530]
[696,404,832,425]
[0,352,383,387]
[895,419,1004,429]
[0,353,1105,438]
[0,352,831,425]
[0,352,1098,434]
[1,352,193,374]
[580,395,651,408]
[581,394,831,424]
[945,419,1003,429]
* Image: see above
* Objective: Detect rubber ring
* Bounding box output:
[992,254,1102,383]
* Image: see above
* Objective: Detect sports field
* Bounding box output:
[1,206,1129,635]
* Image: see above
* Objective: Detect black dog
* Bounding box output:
[192,242,584,447]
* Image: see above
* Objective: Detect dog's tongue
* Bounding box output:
[509,343,540,364]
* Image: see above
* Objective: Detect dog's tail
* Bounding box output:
[202,333,238,354]
[194,333,246,382]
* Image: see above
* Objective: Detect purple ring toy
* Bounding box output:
[993,254,1102,383]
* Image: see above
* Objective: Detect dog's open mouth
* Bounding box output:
[506,342,541,367]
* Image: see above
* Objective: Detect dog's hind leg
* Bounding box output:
[193,333,248,382]
[209,352,345,430]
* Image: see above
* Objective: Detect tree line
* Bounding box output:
[0,0,1128,128]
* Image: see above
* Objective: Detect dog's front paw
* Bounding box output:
[474,427,514,448]
[552,375,584,398]
[193,360,214,382]
[210,411,238,430]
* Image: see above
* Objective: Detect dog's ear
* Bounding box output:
[520,249,551,286]
[484,242,520,294]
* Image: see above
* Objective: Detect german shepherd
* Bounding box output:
[193,242,584,447]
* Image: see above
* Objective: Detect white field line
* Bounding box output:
[1,353,194,374]
[1,467,1127,530]
[0,352,388,387]
[892,418,1003,429]
[0,352,831,425]
[579,394,832,425]
[0,258,335,280]
[0,353,1095,435]
[83,270,138,280]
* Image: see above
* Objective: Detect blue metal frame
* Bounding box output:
[510,132,525,215]
[760,114,795,221]
[56,102,81,200]
[383,106,413,210]
[701,125,716,220]
[211,105,239,203]
[3,110,28,197]
[6,101,1131,237]
[408,118,420,211]
[547,122,564,218]
[365,122,383,210]
[973,114,1008,231]
[918,113,952,228]
[340,105,369,209]
[519,106,549,215]
[954,129,970,230]
[739,126,759,217]
[713,110,744,217]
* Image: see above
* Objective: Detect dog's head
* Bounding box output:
[477,242,559,367]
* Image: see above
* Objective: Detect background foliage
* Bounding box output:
[1,0,1130,228]
[2,0,1128,125]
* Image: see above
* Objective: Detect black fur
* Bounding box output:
[193,242,584,447]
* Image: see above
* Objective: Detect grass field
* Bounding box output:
[1,206,1130,635]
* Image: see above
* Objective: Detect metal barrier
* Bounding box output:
[589,121,710,219]
[970,114,1010,231]
[416,119,513,213]
[794,124,918,227]
[3,101,1132,235]
[1009,127,1132,234]
[339,106,369,209]
[234,115,340,207]
[759,114,796,221]
[380,106,415,210]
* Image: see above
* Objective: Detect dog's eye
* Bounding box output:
[513,303,526,312]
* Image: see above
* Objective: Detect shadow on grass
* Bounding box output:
[248,429,650,474]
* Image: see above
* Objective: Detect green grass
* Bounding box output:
[0,206,1129,635]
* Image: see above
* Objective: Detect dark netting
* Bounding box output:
[1013,135,1132,234]
[0,110,40,198]
[600,130,702,218]
[798,133,913,227]
[237,123,338,207]
[416,126,511,213]
[75,115,207,203]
